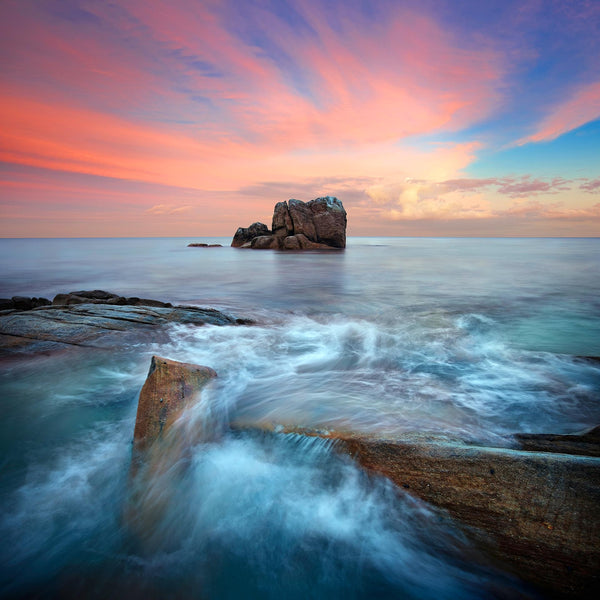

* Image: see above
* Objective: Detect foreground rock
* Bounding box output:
[128,358,599,596]
[133,356,217,452]
[233,424,599,598]
[231,196,347,250]
[52,289,174,308]
[128,357,218,547]
[339,433,599,598]
[0,290,250,357]
[515,425,600,457]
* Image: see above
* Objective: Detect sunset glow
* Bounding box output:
[1,0,599,237]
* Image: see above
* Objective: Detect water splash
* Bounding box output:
[162,314,600,443]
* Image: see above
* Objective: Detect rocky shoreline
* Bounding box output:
[0,290,250,357]
[3,291,599,597]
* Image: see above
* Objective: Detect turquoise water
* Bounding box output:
[0,237,598,598]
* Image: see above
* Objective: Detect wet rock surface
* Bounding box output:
[128,357,599,597]
[0,296,51,311]
[133,356,217,452]
[232,424,600,598]
[338,433,600,598]
[231,196,347,250]
[0,290,250,356]
[515,425,600,457]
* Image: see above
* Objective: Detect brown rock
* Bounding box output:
[250,235,281,249]
[127,357,218,547]
[231,423,600,598]
[340,435,600,597]
[0,298,14,311]
[272,201,294,238]
[231,222,271,247]
[133,356,217,452]
[231,197,347,250]
[288,198,317,241]
[515,424,600,457]
[282,235,301,250]
[308,196,347,248]
[52,290,120,305]
[11,296,33,310]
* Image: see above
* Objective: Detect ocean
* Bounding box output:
[1,236,599,598]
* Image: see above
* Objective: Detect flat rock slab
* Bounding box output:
[0,302,247,357]
[337,434,600,598]
[232,424,600,598]
[515,425,600,457]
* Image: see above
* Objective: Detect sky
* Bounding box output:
[1,0,599,237]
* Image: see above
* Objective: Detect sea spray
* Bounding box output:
[163,314,600,443]
[120,429,527,599]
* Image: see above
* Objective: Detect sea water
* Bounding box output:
[1,237,599,598]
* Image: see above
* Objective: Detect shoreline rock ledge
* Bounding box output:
[231,196,347,250]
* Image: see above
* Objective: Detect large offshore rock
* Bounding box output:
[133,356,217,452]
[231,196,347,250]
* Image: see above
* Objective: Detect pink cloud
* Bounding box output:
[580,178,600,193]
[517,80,600,144]
[495,176,571,197]
[504,199,600,220]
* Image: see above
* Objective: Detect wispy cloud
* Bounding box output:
[517,81,600,145]
[580,178,600,193]
[146,204,193,216]
[1,0,599,237]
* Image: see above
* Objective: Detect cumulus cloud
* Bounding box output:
[363,175,600,223]
[365,181,494,221]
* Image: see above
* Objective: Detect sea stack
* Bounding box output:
[231,196,347,250]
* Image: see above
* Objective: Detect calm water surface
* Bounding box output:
[1,237,598,598]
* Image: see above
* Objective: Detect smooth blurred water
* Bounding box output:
[1,236,599,598]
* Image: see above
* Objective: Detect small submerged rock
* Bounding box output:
[187,243,222,247]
